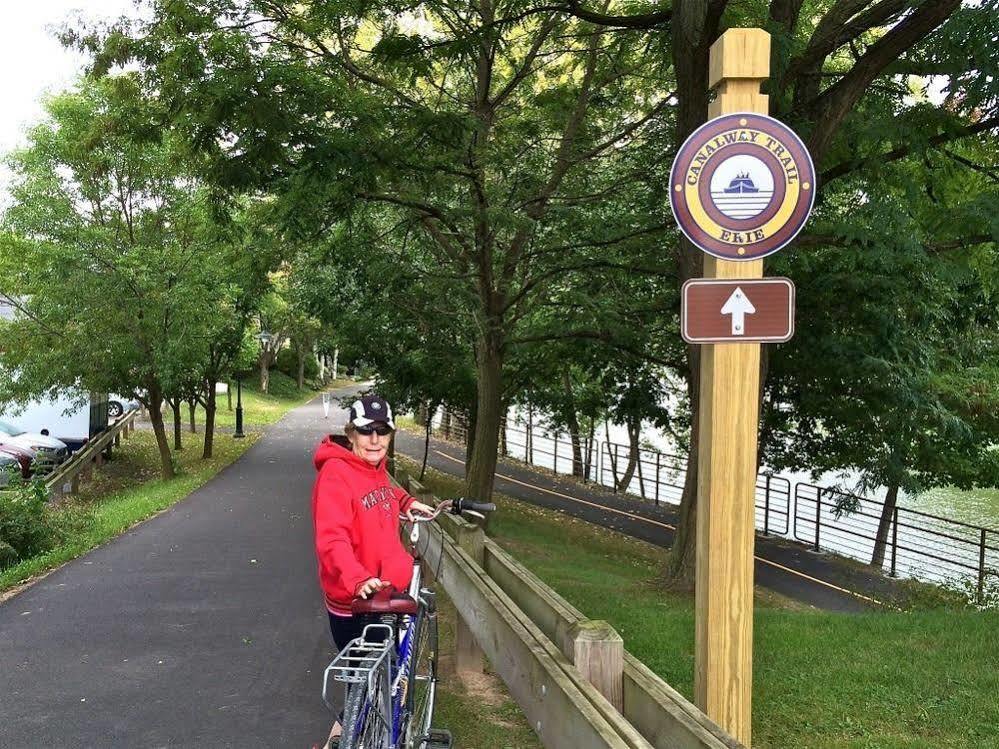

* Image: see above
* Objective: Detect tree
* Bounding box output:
[0,75,254,477]
[764,127,999,570]
[86,0,671,503]
[81,0,999,588]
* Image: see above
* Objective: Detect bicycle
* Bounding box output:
[320,497,496,749]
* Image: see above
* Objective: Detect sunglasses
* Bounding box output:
[355,423,393,436]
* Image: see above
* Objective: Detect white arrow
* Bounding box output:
[720,287,756,336]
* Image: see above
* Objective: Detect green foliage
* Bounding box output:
[0,478,54,568]
[74,1,999,517]
[274,346,319,382]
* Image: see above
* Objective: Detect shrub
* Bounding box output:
[275,346,320,383]
[0,477,54,568]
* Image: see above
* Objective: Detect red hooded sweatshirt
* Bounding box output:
[312,436,416,616]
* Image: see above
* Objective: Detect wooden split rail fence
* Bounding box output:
[394,469,743,749]
[45,410,139,498]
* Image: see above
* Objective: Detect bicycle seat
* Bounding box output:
[351,587,418,616]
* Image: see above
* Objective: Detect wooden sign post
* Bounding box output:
[694,28,771,748]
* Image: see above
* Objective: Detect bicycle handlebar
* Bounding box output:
[403,496,496,522]
[451,498,497,515]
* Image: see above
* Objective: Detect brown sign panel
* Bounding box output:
[682,277,795,344]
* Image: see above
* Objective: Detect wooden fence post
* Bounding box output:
[454,522,485,679]
[565,619,624,712]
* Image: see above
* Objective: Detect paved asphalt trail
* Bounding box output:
[0,386,358,748]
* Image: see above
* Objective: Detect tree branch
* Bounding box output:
[821,114,999,184]
[802,0,961,163]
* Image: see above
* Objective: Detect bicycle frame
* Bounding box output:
[324,498,490,748]
[323,531,432,748]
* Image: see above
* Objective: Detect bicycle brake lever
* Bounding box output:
[463,510,485,520]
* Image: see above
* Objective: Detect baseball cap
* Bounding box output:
[347,395,396,430]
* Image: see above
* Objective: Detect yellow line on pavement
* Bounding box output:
[427,448,886,608]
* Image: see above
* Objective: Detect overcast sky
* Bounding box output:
[0,1,147,204]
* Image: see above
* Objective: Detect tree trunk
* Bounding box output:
[563,371,584,478]
[605,421,619,489]
[659,0,722,592]
[870,483,900,570]
[420,408,433,482]
[227,382,233,411]
[259,350,271,393]
[527,402,534,464]
[499,413,508,457]
[663,386,701,591]
[464,401,477,468]
[442,409,453,440]
[617,416,641,493]
[318,347,326,382]
[297,347,306,390]
[584,419,596,481]
[416,401,429,427]
[188,398,197,433]
[464,336,503,502]
[203,384,217,459]
[332,348,339,380]
[170,398,183,451]
[147,385,175,479]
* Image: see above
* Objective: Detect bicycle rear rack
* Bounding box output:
[322,624,394,710]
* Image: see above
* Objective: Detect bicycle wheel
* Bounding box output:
[341,678,392,749]
[403,602,439,749]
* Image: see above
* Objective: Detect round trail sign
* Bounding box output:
[669,113,815,261]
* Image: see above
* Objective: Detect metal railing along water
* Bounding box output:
[794,483,999,597]
[425,408,998,600]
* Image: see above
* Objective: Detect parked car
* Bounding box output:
[0,452,21,487]
[0,390,109,452]
[107,394,142,420]
[0,420,68,473]
[0,443,35,478]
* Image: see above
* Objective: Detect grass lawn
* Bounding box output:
[187,373,354,429]
[400,457,999,749]
[431,590,544,749]
[0,373,337,597]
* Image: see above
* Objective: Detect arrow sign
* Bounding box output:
[681,278,795,344]
[720,287,756,336]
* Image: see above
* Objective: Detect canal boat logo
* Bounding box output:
[670,113,815,261]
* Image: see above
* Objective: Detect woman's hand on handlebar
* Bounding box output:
[356,577,392,599]
[405,499,436,523]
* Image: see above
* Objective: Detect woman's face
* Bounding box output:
[348,426,392,466]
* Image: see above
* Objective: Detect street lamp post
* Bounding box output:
[234,376,245,439]
[234,330,273,440]
[257,330,274,393]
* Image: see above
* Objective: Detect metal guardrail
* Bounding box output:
[794,483,999,600]
[427,409,999,598]
[432,415,791,539]
[45,410,138,498]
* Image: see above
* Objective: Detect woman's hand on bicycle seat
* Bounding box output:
[356,577,392,599]
[404,499,436,523]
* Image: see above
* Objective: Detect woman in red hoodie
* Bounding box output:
[312,395,433,743]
